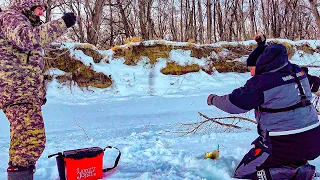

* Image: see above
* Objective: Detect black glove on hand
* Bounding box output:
[254,34,266,45]
[62,12,77,28]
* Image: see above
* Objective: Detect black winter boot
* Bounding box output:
[7,165,35,180]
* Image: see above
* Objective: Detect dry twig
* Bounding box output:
[198,112,256,124]
[166,112,256,136]
[73,117,90,140]
[43,49,70,60]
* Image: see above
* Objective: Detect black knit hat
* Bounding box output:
[30,5,47,11]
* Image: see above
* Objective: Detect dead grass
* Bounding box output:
[113,43,254,65]
[213,61,248,73]
[113,43,172,65]
[296,43,315,54]
[74,44,106,63]
[190,46,217,59]
[213,59,247,73]
[44,47,112,89]
[202,58,248,74]
[113,42,254,75]
[160,62,200,75]
[220,44,254,56]
[44,40,307,89]
[124,36,142,44]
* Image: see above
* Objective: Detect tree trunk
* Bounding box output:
[309,0,320,36]
[185,0,190,40]
[240,0,247,40]
[206,0,212,43]
[146,0,155,39]
[88,0,104,45]
[249,0,256,37]
[108,0,114,47]
[271,0,277,37]
[180,0,184,41]
[117,0,131,38]
[171,0,178,41]
[192,0,197,41]
[45,0,52,22]
[198,0,204,43]
[138,0,148,40]
[213,0,217,42]
[75,0,85,43]
[261,0,268,36]
[216,0,223,41]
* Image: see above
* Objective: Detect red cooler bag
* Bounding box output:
[49,146,121,180]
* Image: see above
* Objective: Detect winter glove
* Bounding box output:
[207,94,217,106]
[62,12,77,28]
[254,33,266,45]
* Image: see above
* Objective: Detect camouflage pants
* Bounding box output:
[4,103,46,167]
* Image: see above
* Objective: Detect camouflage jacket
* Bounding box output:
[0,0,68,108]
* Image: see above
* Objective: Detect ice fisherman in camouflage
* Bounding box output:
[0,0,77,179]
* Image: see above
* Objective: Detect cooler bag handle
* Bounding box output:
[103,146,121,172]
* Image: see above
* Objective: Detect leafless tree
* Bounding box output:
[198,0,204,43]
[308,0,320,36]
[37,0,320,48]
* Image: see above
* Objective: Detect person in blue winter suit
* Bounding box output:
[207,44,320,180]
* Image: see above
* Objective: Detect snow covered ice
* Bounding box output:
[0,41,318,179]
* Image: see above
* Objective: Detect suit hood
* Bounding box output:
[255,44,289,75]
